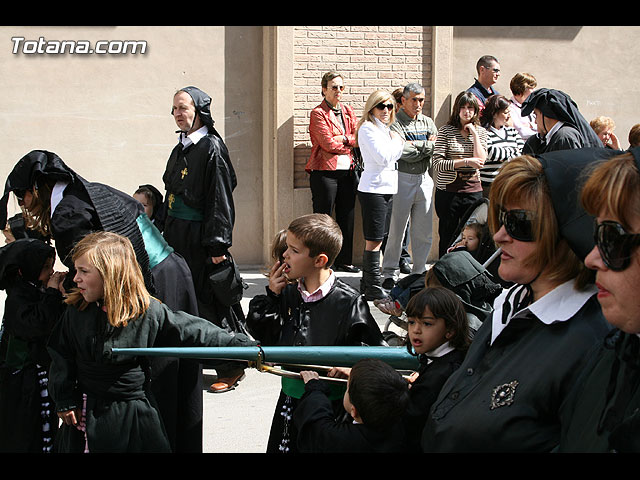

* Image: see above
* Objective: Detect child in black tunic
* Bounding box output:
[293,358,410,453]
[47,231,256,453]
[402,286,470,452]
[0,238,67,452]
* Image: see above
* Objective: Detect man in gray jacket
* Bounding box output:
[381,83,437,289]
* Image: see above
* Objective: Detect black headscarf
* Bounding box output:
[537,146,626,260]
[174,86,224,141]
[0,238,55,289]
[521,88,603,149]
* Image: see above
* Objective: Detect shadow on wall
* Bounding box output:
[454,26,582,40]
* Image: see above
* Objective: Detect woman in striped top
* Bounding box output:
[480,95,524,197]
[432,91,488,257]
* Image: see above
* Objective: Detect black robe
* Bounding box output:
[47,297,256,453]
[0,239,66,453]
[559,329,640,452]
[293,378,408,453]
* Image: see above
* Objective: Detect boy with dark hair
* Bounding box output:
[293,359,409,453]
[247,213,386,453]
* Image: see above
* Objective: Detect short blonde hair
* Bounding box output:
[356,90,397,142]
[65,231,150,327]
[488,155,591,289]
[590,116,616,134]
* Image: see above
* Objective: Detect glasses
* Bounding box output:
[375,103,394,111]
[498,206,535,242]
[594,220,640,271]
[330,85,345,92]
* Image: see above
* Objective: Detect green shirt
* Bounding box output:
[390,109,437,175]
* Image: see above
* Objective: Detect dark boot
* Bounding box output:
[361,250,390,302]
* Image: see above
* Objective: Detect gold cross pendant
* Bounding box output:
[181,167,188,179]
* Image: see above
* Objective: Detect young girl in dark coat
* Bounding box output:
[402,286,470,452]
[0,238,67,452]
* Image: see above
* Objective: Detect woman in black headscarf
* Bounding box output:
[421,149,612,452]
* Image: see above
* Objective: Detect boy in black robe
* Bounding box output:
[293,358,409,453]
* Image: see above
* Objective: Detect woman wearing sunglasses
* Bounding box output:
[355,90,404,301]
[558,148,640,452]
[432,91,488,257]
[421,152,611,452]
[306,72,360,274]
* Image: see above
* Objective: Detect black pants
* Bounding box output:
[435,189,482,257]
[309,169,357,265]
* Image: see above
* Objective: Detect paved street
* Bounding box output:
[201,268,404,453]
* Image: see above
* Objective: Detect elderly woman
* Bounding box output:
[356,89,404,301]
[589,115,621,150]
[305,71,360,273]
[432,91,488,256]
[508,72,537,140]
[558,147,640,452]
[421,151,611,452]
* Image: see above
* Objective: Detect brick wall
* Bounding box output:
[293,26,433,188]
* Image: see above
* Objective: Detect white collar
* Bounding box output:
[179,125,208,148]
[372,116,390,130]
[50,180,69,216]
[426,341,454,360]
[543,120,564,144]
[490,279,597,345]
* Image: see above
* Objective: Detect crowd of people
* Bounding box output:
[0,55,639,454]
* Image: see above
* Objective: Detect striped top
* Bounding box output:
[480,125,524,186]
[432,124,488,193]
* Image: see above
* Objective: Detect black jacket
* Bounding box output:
[246,279,386,347]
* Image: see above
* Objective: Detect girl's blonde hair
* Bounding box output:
[22,178,55,238]
[65,231,150,327]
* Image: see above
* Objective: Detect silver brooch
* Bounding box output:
[490,380,519,410]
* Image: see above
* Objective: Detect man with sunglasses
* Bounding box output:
[559,147,640,452]
[467,55,500,115]
[381,83,437,290]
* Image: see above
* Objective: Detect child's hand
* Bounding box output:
[57,408,81,427]
[327,366,351,379]
[268,261,288,295]
[300,370,320,384]
[48,271,67,292]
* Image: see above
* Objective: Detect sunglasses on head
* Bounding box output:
[594,220,640,271]
[498,206,535,242]
[374,102,394,111]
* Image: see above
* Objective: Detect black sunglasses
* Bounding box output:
[498,206,535,242]
[594,220,640,271]
[375,102,394,111]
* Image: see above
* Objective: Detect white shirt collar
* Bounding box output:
[50,180,69,216]
[425,341,454,360]
[490,279,597,345]
[543,120,565,144]
[179,125,208,148]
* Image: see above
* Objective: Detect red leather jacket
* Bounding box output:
[305,101,358,172]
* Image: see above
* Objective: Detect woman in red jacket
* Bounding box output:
[306,71,360,273]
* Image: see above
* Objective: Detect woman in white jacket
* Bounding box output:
[356,90,404,301]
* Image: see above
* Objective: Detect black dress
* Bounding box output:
[47,298,257,453]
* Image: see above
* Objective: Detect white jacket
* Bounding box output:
[357,117,404,194]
